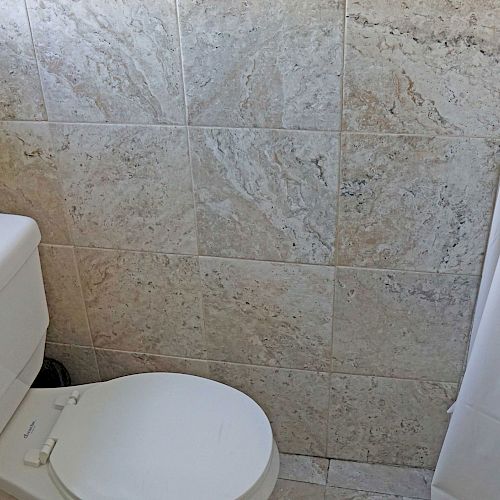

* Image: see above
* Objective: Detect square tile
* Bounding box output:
[343,0,500,135]
[328,460,432,499]
[0,0,46,120]
[279,453,329,485]
[271,479,326,500]
[332,268,478,381]
[53,124,196,254]
[39,244,92,346]
[26,0,184,123]
[77,248,205,359]
[337,134,499,274]
[208,362,330,456]
[191,128,339,264]
[44,343,100,384]
[0,122,70,244]
[201,257,334,371]
[179,0,344,129]
[328,374,456,468]
[95,349,209,380]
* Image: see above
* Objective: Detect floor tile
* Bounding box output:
[279,453,329,485]
[270,479,326,500]
[328,460,432,499]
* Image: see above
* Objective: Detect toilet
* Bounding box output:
[0,214,279,500]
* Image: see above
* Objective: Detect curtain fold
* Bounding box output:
[432,189,500,500]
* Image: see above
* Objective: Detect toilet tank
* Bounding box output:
[0,214,49,433]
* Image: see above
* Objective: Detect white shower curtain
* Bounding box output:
[432,188,500,500]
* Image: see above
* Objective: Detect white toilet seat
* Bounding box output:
[45,373,275,500]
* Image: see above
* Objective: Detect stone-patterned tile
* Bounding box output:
[208,362,330,456]
[0,0,46,120]
[338,135,499,274]
[271,479,326,500]
[0,122,70,244]
[343,0,500,136]
[26,0,184,124]
[279,453,329,485]
[53,124,196,254]
[201,257,334,371]
[44,343,100,385]
[39,245,92,347]
[328,374,456,468]
[326,488,404,500]
[332,268,478,382]
[179,0,344,130]
[95,349,209,381]
[328,460,432,499]
[77,248,205,359]
[191,128,339,264]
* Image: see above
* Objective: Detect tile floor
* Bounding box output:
[271,454,433,500]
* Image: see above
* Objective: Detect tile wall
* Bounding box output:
[1,0,498,468]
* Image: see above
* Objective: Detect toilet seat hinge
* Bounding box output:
[23,390,80,468]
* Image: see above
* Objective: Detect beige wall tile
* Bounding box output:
[0,0,46,120]
[271,479,326,500]
[338,134,499,274]
[95,349,209,381]
[191,128,339,264]
[39,244,92,346]
[77,248,206,359]
[332,268,479,381]
[53,124,197,254]
[343,0,500,135]
[328,374,456,468]
[208,362,330,456]
[179,0,344,129]
[44,343,100,384]
[0,122,70,244]
[201,257,334,371]
[26,0,184,123]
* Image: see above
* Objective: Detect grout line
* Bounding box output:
[2,117,499,141]
[22,0,49,121]
[69,249,102,381]
[44,242,482,278]
[173,0,210,363]
[80,345,461,384]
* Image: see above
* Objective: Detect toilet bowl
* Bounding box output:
[0,214,279,500]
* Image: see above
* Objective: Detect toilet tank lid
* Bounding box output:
[0,214,41,290]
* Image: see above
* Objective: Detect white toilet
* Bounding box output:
[0,214,279,500]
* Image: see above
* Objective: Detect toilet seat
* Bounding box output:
[46,373,275,500]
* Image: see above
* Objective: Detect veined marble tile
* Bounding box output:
[0,122,70,244]
[179,0,344,129]
[208,362,330,456]
[95,349,209,381]
[53,124,196,254]
[338,134,499,274]
[76,248,205,359]
[26,0,184,124]
[191,128,338,264]
[328,460,432,499]
[201,257,334,371]
[343,0,500,135]
[44,343,100,384]
[328,374,456,468]
[39,245,92,347]
[0,0,46,120]
[332,268,478,382]
[279,453,329,485]
[271,479,326,500]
